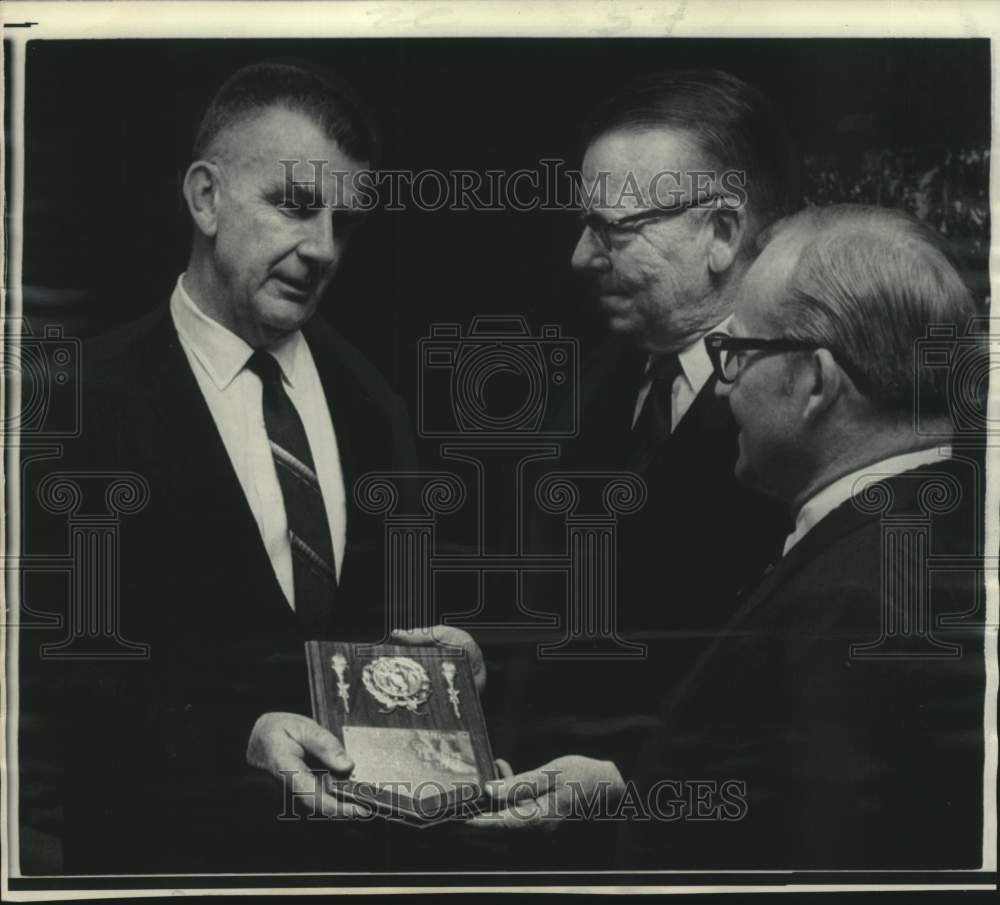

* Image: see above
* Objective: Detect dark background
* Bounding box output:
[11,37,995,881]
[21,38,992,418]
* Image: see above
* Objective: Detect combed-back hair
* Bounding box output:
[766,204,981,415]
[191,60,379,164]
[582,69,798,230]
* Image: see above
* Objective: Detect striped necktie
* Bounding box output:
[246,349,337,635]
[626,351,683,471]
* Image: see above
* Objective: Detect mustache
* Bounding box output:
[575,275,629,295]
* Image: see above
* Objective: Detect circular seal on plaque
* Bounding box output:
[362,656,432,713]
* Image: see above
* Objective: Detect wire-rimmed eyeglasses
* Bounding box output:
[577,195,721,251]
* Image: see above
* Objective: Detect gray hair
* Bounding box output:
[765,204,980,415]
[192,61,379,165]
[582,69,799,231]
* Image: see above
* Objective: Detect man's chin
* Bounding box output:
[258,297,319,336]
[734,454,784,502]
[733,449,755,489]
[603,307,642,337]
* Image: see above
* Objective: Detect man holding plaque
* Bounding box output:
[22,61,420,873]
[476,205,987,870]
[565,69,796,632]
[513,71,797,777]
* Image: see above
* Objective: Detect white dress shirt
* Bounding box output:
[782,445,953,556]
[632,317,732,432]
[170,275,347,609]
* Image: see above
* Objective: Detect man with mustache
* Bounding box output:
[477,204,987,870]
[515,71,797,774]
[22,61,418,873]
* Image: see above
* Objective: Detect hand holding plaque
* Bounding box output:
[245,712,373,819]
[305,630,497,826]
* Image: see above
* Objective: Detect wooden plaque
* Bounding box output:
[305,640,497,826]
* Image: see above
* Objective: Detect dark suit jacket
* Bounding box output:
[618,457,986,869]
[505,338,790,775]
[565,338,789,631]
[20,304,417,873]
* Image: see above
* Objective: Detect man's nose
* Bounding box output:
[299,213,338,266]
[570,227,611,273]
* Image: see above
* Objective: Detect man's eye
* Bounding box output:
[279,205,311,220]
[273,189,319,214]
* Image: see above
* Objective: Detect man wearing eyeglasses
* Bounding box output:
[516,71,797,778]
[570,71,798,633]
[476,203,987,870]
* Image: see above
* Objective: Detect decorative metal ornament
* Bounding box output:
[441,661,461,719]
[331,653,350,714]
[362,656,432,714]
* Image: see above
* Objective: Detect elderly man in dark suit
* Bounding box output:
[511,71,797,776]
[20,61,420,873]
[567,69,797,620]
[478,204,987,870]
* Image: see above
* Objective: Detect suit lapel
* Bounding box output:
[569,340,736,473]
[638,374,734,476]
[662,487,876,710]
[671,376,731,445]
[570,340,646,466]
[663,377,736,459]
[142,308,292,622]
[738,472,921,614]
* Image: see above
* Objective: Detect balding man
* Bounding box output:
[23,61,416,873]
[480,205,987,870]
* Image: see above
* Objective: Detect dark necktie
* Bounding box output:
[626,352,683,471]
[246,350,337,635]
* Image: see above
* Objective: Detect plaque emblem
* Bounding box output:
[331,653,350,714]
[362,656,432,713]
[441,661,461,719]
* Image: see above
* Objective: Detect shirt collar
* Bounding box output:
[266,329,306,389]
[782,445,954,555]
[679,315,731,395]
[647,315,732,395]
[170,274,306,390]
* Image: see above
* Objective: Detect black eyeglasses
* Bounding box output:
[704,331,871,392]
[578,195,720,251]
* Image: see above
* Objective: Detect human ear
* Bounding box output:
[706,206,747,275]
[182,160,221,238]
[801,348,843,423]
